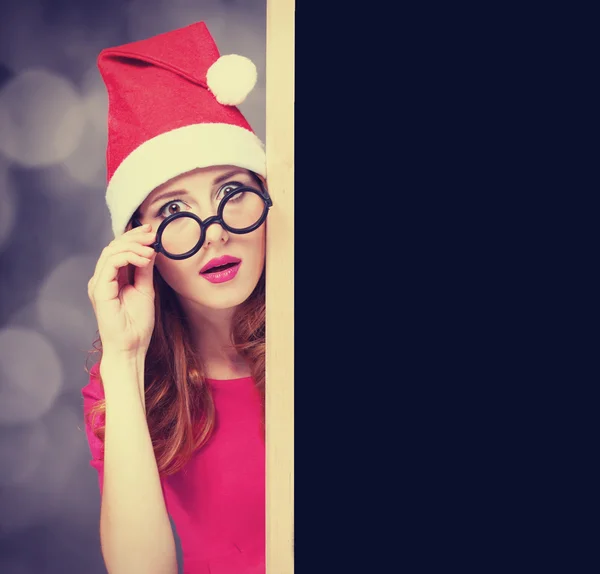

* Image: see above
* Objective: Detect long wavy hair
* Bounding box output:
[84,174,267,476]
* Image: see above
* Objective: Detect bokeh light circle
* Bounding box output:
[0,327,63,424]
[36,255,99,351]
[0,68,86,167]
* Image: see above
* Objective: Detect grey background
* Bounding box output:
[0,0,265,572]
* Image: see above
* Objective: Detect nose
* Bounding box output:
[203,220,229,248]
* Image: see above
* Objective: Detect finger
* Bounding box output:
[89,244,116,299]
[112,232,157,251]
[121,224,156,241]
[88,226,155,301]
[116,223,150,239]
[93,251,153,303]
[88,276,96,303]
[90,238,155,294]
[116,241,156,258]
[132,250,157,297]
[123,223,152,236]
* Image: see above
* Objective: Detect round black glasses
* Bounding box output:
[132,185,273,260]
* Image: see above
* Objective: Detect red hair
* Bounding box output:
[85,174,266,476]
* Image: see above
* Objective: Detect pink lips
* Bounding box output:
[199,255,242,284]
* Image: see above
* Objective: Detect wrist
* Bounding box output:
[100,348,146,368]
[100,351,145,386]
[100,352,148,414]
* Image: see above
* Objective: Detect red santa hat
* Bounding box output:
[97,21,266,237]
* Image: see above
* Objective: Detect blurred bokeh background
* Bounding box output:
[0,0,265,572]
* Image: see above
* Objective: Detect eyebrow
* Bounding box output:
[146,169,251,211]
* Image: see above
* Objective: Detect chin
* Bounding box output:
[195,281,259,310]
[200,294,249,310]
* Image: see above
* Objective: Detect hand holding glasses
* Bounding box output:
[132,184,272,260]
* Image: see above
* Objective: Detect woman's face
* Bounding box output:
[136,165,266,311]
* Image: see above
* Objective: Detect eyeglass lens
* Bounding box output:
[161,190,267,256]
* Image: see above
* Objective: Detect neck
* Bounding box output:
[179,301,250,378]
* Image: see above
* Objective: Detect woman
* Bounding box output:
[82,21,268,574]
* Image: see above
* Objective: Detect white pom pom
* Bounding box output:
[206,54,257,106]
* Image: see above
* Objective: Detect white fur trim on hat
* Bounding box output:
[106,123,266,237]
[206,55,257,106]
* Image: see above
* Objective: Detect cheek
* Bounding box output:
[237,227,266,277]
[155,256,196,288]
[249,225,267,260]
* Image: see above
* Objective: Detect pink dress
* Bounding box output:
[82,362,265,574]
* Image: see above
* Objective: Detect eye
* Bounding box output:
[157,199,188,218]
[216,181,244,200]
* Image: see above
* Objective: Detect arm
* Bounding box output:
[98,353,177,574]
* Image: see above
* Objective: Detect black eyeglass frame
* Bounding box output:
[132,185,272,261]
